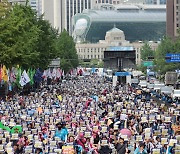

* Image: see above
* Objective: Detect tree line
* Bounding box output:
[140,36,180,75]
[0,0,79,73]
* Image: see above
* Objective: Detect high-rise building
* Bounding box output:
[97,0,144,4]
[8,0,42,16]
[166,0,180,39]
[42,0,93,33]
[29,0,42,16]
[145,0,166,4]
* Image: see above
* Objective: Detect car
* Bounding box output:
[154,83,165,90]
[160,86,173,95]
[149,77,157,84]
[147,83,154,89]
[138,80,147,88]
[172,89,180,99]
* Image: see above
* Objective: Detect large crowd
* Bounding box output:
[0,74,180,154]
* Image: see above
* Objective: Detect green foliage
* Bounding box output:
[56,30,79,73]
[0,0,11,20]
[0,4,40,68]
[154,36,180,75]
[0,3,79,70]
[140,42,154,61]
[35,17,58,69]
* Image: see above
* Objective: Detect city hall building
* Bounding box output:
[72,4,166,43]
[76,27,160,66]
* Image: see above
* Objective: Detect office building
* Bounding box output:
[42,0,93,33]
[167,0,180,39]
[72,4,166,43]
[8,0,42,16]
[145,0,166,4]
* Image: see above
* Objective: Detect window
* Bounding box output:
[177,24,179,27]
[98,55,100,59]
[91,55,93,58]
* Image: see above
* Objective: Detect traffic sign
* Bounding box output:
[143,61,154,67]
[115,72,131,76]
[165,53,180,63]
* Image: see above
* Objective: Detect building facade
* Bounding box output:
[76,27,160,65]
[145,0,166,4]
[166,0,180,39]
[72,6,166,43]
[42,0,93,33]
[8,0,42,16]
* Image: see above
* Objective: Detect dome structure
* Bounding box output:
[74,18,88,36]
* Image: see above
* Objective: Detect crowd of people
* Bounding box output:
[0,74,179,154]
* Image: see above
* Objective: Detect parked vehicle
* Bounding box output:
[172,89,180,99]
[160,86,173,95]
[138,80,147,88]
[165,72,178,85]
[154,83,165,90]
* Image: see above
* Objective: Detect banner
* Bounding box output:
[19,70,30,86]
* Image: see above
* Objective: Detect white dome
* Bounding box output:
[74,18,88,36]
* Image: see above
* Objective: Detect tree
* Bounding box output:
[140,42,154,61]
[0,3,40,69]
[35,17,58,69]
[0,0,11,19]
[56,30,79,73]
[154,36,180,75]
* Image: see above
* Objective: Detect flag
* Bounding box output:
[52,68,57,79]
[28,69,35,85]
[11,125,22,134]
[62,70,65,77]
[47,68,52,79]
[0,66,2,81]
[19,70,30,86]
[56,68,61,79]
[16,67,22,86]
[34,69,43,83]
[9,67,16,83]
[2,65,8,82]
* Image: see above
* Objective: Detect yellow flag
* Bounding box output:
[2,65,8,82]
[57,95,62,101]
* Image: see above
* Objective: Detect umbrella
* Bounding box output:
[120,129,132,138]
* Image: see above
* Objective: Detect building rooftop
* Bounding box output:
[107,27,124,33]
[81,9,165,22]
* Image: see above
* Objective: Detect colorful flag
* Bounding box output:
[2,65,8,82]
[47,68,52,79]
[11,125,22,134]
[52,68,57,79]
[19,70,30,86]
[9,67,16,83]
[0,66,2,81]
[56,68,61,79]
[28,69,35,85]
[16,67,22,86]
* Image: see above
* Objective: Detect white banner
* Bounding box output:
[19,70,30,86]
[113,76,117,87]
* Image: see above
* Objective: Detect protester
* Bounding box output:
[0,70,179,154]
